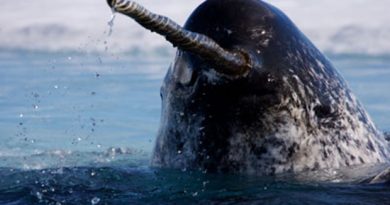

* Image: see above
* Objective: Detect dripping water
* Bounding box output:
[103,9,116,53]
[107,8,116,37]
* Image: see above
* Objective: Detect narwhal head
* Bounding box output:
[107,0,387,174]
[106,0,307,172]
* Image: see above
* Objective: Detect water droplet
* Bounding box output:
[91,171,96,176]
[177,150,182,154]
[179,112,185,116]
[91,197,101,205]
[68,56,72,61]
[192,192,198,197]
[97,144,102,148]
[36,192,43,200]
[97,56,103,64]
[33,105,39,110]
[107,11,116,37]
[54,85,59,89]
[19,113,24,118]
[77,137,82,142]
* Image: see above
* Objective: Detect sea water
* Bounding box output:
[0,49,390,205]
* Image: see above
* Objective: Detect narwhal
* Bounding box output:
[106,0,390,181]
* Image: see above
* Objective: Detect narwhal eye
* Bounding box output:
[160,85,166,100]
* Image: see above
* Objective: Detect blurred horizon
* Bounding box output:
[1,0,390,56]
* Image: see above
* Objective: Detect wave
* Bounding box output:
[1,0,390,55]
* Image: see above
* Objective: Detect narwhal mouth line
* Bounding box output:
[106,0,255,78]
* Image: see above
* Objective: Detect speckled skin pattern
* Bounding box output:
[151,0,390,175]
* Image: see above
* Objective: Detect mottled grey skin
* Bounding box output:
[151,0,390,176]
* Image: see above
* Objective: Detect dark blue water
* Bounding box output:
[1,50,390,204]
[1,166,390,205]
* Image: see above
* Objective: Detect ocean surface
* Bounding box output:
[1,0,390,204]
[0,50,390,205]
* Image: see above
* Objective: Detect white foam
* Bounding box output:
[0,0,389,55]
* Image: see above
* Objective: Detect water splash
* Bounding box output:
[103,9,116,53]
[107,9,116,37]
[91,197,100,205]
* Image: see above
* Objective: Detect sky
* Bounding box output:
[1,0,390,55]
